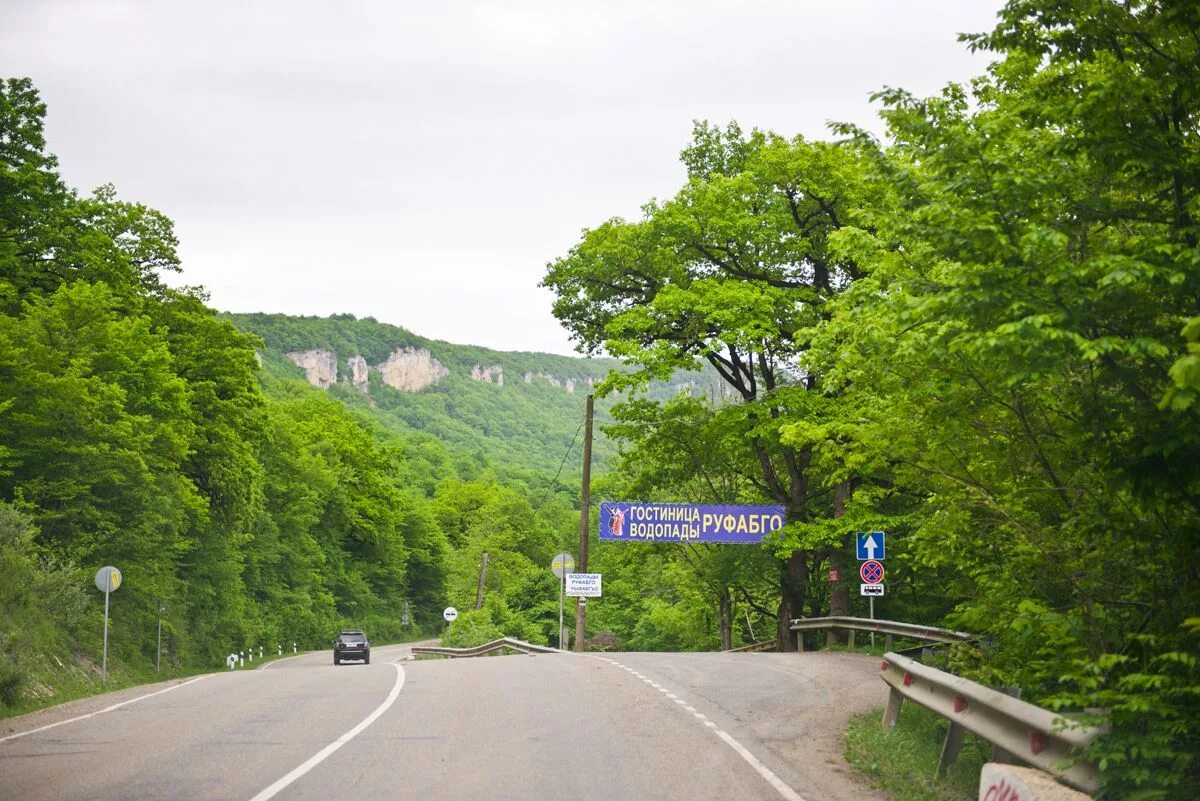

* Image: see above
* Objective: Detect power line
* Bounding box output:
[531,420,585,513]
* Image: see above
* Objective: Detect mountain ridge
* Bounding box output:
[224,311,624,479]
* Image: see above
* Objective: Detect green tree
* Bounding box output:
[810,1,1199,795]
[543,123,877,646]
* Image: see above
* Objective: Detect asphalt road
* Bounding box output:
[0,643,888,801]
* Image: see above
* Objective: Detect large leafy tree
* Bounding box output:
[544,124,876,646]
[811,1,1199,796]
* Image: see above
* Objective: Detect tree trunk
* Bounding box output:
[777,550,809,651]
[718,588,732,651]
[827,480,854,644]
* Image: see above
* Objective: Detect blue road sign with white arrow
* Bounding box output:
[856,531,886,561]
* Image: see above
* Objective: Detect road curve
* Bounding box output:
[0,645,887,801]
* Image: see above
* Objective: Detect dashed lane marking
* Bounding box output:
[597,658,806,801]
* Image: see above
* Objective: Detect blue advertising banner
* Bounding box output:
[599,502,786,544]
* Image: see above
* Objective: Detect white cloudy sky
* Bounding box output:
[4,0,1004,355]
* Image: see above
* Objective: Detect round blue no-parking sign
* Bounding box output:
[860,560,885,584]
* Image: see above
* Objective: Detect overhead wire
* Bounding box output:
[530,420,585,513]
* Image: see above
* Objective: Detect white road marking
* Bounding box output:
[247,662,406,801]
[714,728,806,801]
[0,675,210,743]
[598,657,807,801]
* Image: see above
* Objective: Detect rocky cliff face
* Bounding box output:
[286,346,594,397]
[520,371,595,393]
[347,355,370,391]
[376,347,449,392]
[470,365,504,386]
[286,349,338,389]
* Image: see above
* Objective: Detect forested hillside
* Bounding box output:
[0,78,588,712]
[225,311,623,478]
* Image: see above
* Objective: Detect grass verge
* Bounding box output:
[844,702,991,801]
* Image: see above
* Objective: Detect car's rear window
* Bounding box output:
[339,635,364,643]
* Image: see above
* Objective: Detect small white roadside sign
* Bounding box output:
[860,583,885,597]
[565,573,602,597]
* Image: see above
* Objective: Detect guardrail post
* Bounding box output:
[885,633,893,651]
[937,721,966,775]
[882,687,904,729]
[847,629,856,649]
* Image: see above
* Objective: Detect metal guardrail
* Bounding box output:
[411,637,560,658]
[724,639,777,653]
[881,651,1102,794]
[789,615,974,651]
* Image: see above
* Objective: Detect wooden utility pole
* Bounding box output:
[474,551,489,610]
[574,394,594,652]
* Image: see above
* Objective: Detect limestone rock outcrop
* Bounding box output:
[285,344,598,397]
[470,365,504,386]
[347,355,370,390]
[376,347,448,392]
[286,349,338,389]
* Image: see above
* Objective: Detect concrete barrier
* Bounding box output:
[980,764,1093,801]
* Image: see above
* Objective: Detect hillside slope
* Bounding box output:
[225,312,625,478]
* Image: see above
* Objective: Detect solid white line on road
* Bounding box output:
[247,662,406,801]
[0,675,210,743]
[598,658,807,801]
[714,728,806,801]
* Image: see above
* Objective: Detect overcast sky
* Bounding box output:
[4,0,1004,355]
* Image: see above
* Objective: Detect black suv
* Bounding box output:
[333,630,370,665]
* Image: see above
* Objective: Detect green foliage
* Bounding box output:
[438,595,547,649]
[543,120,881,643]
[231,311,630,479]
[810,2,1200,796]
[0,503,89,708]
[844,703,990,801]
[0,80,461,704]
[1052,623,1200,801]
[439,608,506,649]
[542,2,1200,795]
